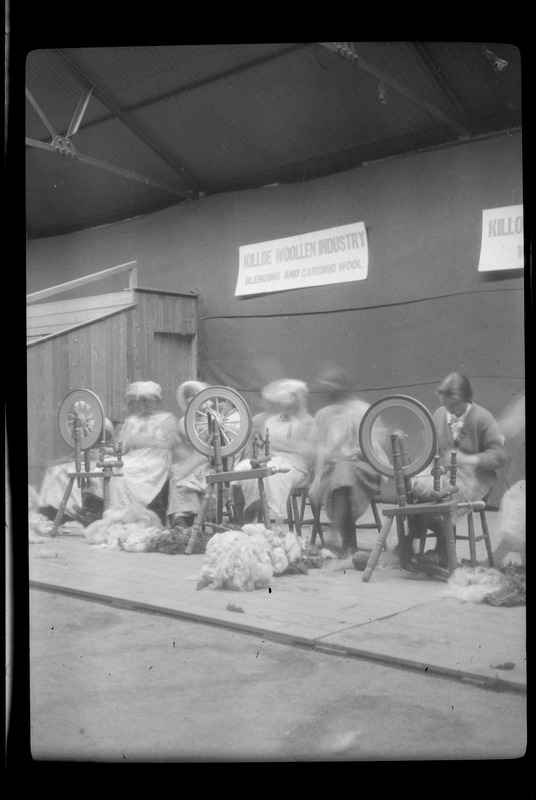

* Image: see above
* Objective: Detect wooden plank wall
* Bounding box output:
[26,291,135,341]
[27,291,198,488]
[133,289,198,413]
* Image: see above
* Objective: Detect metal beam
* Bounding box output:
[54,44,310,130]
[66,87,94,138]
[319,42,469,137]
[25,87,58,140]
[411,42,473,133]
[55,49,204,193]
[26,137,188,197]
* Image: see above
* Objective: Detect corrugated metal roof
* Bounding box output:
[22,42,523,238]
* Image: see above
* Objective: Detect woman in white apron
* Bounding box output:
[109,381,179,512]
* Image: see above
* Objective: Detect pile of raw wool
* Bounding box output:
[197,523,304,591]
[445,564,526,606]
[28,485,55,542]
[147,524,215,555]
[84,505,164,551]
[28,485,87,542]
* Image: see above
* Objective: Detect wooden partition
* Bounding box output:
[26,287,198,488]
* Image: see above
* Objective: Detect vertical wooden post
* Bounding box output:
[391,434,407,508]
[449,450,457,487]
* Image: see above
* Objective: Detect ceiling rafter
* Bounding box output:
[55,48,203,194]
[25,83,187,197]
[411,42,474,133]
[53,44,311,135]
[25,136,188,197]
[319,42,470,137]
[24,43,522,239]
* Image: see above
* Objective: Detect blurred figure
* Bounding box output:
[233,379,313,524]
[492,392,525,567]
[38,418,115,524]
[167,380,214,528]
[397,372,506,569]
[109,381,179,517]
[308,368,385,557]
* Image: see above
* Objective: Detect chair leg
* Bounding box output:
[395,516,406,547]
[362,515,394,583]
[310,500,325,547]
[291,493,302,537]
[480,509,495,567]
[371,499,382,532]
[418,530,428,555]
[299,492,307,525]
[286,498,294,532]
[467,512,477,566]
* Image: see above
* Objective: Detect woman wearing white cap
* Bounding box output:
[108,381,179,514]
[233,378,314,524]
[167,380,214,528]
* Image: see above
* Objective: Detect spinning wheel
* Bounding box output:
[58,389,106,451]
[182,387,288,553]
[184,386,252,458]
[50,389,122,536]
[359,394,436,478]
[359,395,485,582]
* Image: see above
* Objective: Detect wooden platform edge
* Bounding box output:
[29,579,526,695]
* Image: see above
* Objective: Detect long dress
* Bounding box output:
[234,411,313,521]
[38,448,104,519]
[109,411,179,509]
[308,399,384,522]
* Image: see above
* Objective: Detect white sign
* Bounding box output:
[478,205,524,272]
[235,222,368,296]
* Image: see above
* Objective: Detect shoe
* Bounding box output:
[392,541,415,569]
[169,514,194,529]
[418,550,449,569]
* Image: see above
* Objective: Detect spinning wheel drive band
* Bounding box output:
[58,388,106,451]
[359,394,436,478]
[184,386,252,457]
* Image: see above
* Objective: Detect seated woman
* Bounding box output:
[233,379,313,525]
[108,381,179,519]
[492,392,525,567]
[308,368,387,557]
[167,380,215,529]
[396,372,506,570]
[38,417,115,524]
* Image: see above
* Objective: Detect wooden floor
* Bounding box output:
[28,507,526,693]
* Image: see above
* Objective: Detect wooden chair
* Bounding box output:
[362,438,487,582]
[286,487,382,548]
[417,489,495,567]
[285,487,325,546]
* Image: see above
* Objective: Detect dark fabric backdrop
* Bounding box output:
[27,132,525,502]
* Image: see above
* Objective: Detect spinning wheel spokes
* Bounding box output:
[184,386,252,457]
[58,389,106,451]
[66,400,96,437]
